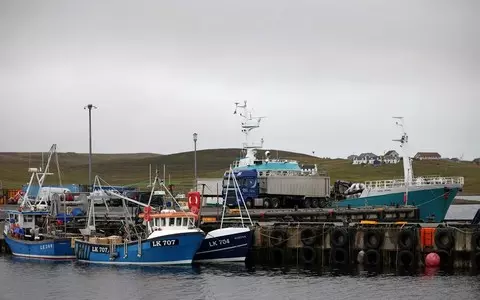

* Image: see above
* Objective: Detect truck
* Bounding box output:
[222,169,331,209]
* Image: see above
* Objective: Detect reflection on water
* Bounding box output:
[2,256,480,300]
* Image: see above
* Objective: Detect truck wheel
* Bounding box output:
[263,198,271,209]
[303,198,311,209]
[311,198,319,208]
[271,198,280,209]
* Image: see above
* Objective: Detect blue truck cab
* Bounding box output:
[222,169,259,208]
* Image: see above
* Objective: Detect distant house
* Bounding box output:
[353,153,379,165]
[382,150,400,164]
[350,150,400,165]
[414,152,441,160]
[347,155,358,161]
[474,158,480,165]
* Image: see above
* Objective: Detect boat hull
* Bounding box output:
[193,227,253,263]
[3,234,75,260]
[337,185,460,222]
[74,231,204,265]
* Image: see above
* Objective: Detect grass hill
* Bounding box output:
[0,149,479,195]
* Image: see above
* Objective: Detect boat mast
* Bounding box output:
[233,101,265,164]
[20,144,57,210]
[393,117,412,204]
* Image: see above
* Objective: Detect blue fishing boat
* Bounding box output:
[74,175,205,265]
[3,144,78,260]
[194,167,254,263]
[3,210,75,260]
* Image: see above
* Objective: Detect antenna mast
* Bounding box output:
[392,117,413,185]
[234,100,265,150]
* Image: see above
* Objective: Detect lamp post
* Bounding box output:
[84,104,97,189]
[193,133,198,191]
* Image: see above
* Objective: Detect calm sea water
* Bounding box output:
[0,257,479,300]
[1,205,479,300]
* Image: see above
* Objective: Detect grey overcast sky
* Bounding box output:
[0,0,478,159]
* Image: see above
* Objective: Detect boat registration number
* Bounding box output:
[150,239,179,247]
[91,246,110,253]
[40,243,54,250]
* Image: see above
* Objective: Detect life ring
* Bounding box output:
[270,247,285,266]
[300,228,316,246]
[364,249,381,267]
[471,231,480,251]
[187,192,201,209]
[330,227,348,248]
[364,230,383,249]
[398,229,416,249]
[270,229,287,247]
[330,247,348,265]
[434,228,454,250]
[144,206,153,222]
[398,250,415,267]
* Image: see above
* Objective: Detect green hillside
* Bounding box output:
[0,149,478,195]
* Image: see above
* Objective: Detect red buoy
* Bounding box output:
[425,252,440,267]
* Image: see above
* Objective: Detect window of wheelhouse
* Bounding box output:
[169,218,175,226]
[182,218,188,227]
[176,218,182,226]
[160,218,166,227]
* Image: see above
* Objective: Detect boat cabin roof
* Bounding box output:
[138,209,198,220]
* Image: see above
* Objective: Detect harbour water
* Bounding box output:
[1,205,480,300]
[1,256,479,300]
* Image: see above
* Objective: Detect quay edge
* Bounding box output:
[198,220,480,273]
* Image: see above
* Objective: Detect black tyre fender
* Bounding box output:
[270,247,285,266]
[364,249,381,266]
[330,247,348,265]
[270,229,287,247]
[473,252,480,270]
[436,249,451,267]
[435,228,455,250]
[331,227,348,248]
[398,250,415,267]
[300,246,316,264]
[300,228,316,246]
[398,229,416,249]
[364,230,383,249]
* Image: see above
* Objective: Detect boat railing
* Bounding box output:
[364,176,465,189]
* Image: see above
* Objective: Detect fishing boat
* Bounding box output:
[3,144,77,260]
[74,174,205,265]
[335,117,464,222]
[193,166,254,263]
[226,102,464,222]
